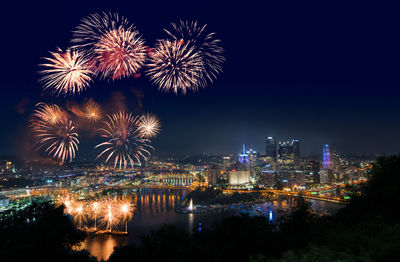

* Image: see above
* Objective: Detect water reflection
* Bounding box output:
[82,189,342,261]
[82,234,127,261]
[188,213,194,232]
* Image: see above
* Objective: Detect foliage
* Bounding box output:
[185,187,261,206]
[0,201,95,262]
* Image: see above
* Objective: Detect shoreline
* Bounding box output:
[175,198,271,214]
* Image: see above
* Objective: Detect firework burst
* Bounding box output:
[118,197,134,233]
[71,12,146,80]
[95,28,146,80]
[146,39,204,94]
[164,20,225,86]
[32,103,63,124]
[98,196,121,232]
[39,48,93,95]
[73,203,87,228]
[83,100,102,122]
[95,111,153,169]
[138,113,160,138]
[31,103,79,164]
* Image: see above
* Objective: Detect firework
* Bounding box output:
[32,103,63,124]
[31,103,79,164]
[138,113,160,138]
[98,197,120,232]
[95,111,153,169]
[164,20,225,86]
[39,48,93,95]
[146,39,204,94]
[71,12,146,80]
[92,201,100,229]
[73,204,86,228]
[61,197,76,214]
[59,195,135,232]
[118,198,134,233]
[95,28,146,80]
[83,100,102,122]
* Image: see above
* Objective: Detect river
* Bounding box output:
[80,188,343,261]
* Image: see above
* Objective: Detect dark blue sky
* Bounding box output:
[0,1,398,158]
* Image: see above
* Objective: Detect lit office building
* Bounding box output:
[229,170,250,185]
[205,167,223,186]
[320,168,331,184]
[323,144,331,169]
[265,137,277,162]
[238,144,250,165]
[304,159,320,185]
[278,140,300,170]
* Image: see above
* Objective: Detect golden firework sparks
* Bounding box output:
[138,113,161,138]
[83,99,102,122]
[31,103,79,164]
[39,48,93,95]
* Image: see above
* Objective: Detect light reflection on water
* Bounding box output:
[81,188,343,261]
[82,234,127,261]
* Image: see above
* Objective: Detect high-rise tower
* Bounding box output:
[265,137,277,162]
[322,144,331,169]
[238,144,250,165]
[278,139,300,170]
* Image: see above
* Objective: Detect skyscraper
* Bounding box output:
[278,139,300,170]
[323,144,331,169]
[293,139,300,166]
[238,144,250,165]
[265,137,277,162]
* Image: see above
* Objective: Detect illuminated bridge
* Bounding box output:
[146,173,198,187]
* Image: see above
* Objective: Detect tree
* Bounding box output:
[0,201,95,262]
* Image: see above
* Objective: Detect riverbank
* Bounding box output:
[176,199,268,214]
[80,188,343,261]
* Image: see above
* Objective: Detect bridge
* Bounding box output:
[3,177,367,204]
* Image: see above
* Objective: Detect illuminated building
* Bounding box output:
[205,167,223,186]
[323,144,331,169]
[247,148,257,164]
[278,140,300,170]
[222,155,234,169]
[228,170,250,185]
[320,168,330,184]
[246,148,257,182]
[331,150,340,173]
[304,159,320,185]
[265,137,277,162]
[238,144,250,165]
[0,195,10,208]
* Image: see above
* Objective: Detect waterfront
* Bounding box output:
[80,188,343,261]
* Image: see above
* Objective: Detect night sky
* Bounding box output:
[0,1,398,158]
